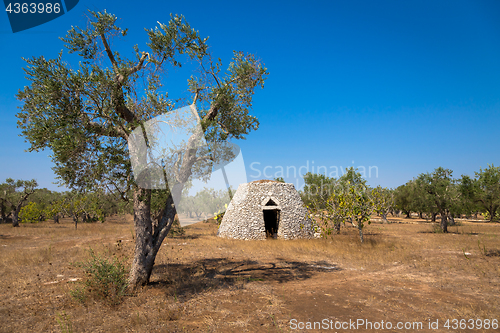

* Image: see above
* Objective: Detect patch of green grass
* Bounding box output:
[56,311,73,333]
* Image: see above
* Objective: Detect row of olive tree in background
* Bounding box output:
[393,165,500,232]
[302,167,394,243]
[0,179,130,228]
[176,187,229,219]
[0,178,38,227]
[0,179,230,230]
[302,164,500,237]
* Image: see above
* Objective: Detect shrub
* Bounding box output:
[431,223,444,233]
[19,202,44,223]
[214,211,225,225]
[71,249,128,305]
[212,203,228,225]
[168,216,185,237]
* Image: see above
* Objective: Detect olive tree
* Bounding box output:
[417,167,455,233]
[311,168,372,242]
[16,10,268,289]
[394,182,413,218]
[0,178,38,227]
[370,186,394,223]
[301,172,337,211]
[460,164,500,222]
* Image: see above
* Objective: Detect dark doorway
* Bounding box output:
[264,209,280,239]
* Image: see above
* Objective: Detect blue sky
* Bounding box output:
[1,0,500,191]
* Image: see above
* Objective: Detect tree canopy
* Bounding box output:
[17,10,267,195]
[460,164,500,222]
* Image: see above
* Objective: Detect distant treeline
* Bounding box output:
[299,165,500,238]
[2,164,498,235]
[0,178,132,228]
[0,178,232,228]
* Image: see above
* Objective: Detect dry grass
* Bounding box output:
[0,215,499,332]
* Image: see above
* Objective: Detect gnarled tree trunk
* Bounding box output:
[431,212,437,222]
[448,212,455,226]
[9,186,37,227]
[334,220,341,234]
[128,184,181,290]
[440,211,448,233]
[12,210,20,227]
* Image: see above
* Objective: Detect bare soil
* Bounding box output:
[0,215,499,332]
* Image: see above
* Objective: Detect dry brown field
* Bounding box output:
[0,215,499,332]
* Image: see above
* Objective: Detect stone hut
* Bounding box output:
[217,180,314,240]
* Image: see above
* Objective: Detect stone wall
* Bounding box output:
[217,181,314,240]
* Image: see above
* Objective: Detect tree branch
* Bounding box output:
[203,103,218,122]
[192,89,200,105]
[100,33,118,71]
[84,120,128,139]
[201,61,221,88]
[194,155,213,163]
[128,52,149,76]
[100,33,140,125]
[173,151,183,183]
[217,121,229,134]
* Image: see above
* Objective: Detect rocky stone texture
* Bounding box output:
[217,181,314,240]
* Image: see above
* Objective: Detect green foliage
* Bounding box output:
[370,186,394,222]
[417,167,457,232]
[482,211,500,221]
[19,202,43,223]
[71,249,128,306]
[391,165,500,225]
[461,164,500,222]
[338,167,366,187]
[212,203,228,225]
[459,174,482,217]
[307,168,372,242]
[301,172,337,209]
[409,179,435,216]
[213,211,225,225]
[394,183,413,217]
[16,9,267,196]
[274,177,285,183]
[26,188,55,220]
[338,181,372,243]
[0,178,38,226]
[177,187,229,219]
[394,179,436,218]
[50,190,118,224]
[168,216,185,237]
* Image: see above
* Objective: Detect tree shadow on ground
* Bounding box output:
[417,230,480,235]
[150,258,341,300]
